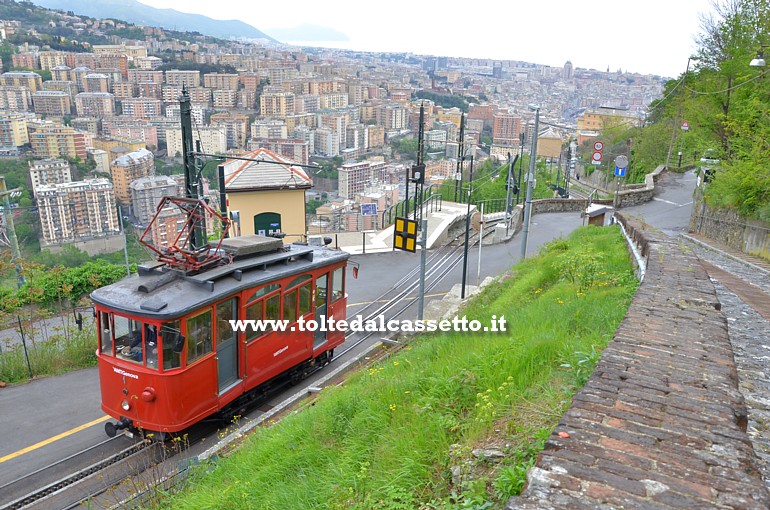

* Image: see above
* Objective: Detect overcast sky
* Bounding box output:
[140,0,717,78]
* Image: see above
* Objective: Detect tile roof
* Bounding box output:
[223,147,312,191]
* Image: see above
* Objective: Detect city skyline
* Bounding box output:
[140,0,715,78]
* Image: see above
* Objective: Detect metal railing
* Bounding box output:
[381,192,443,228]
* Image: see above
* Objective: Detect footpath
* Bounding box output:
[508,214,770,509]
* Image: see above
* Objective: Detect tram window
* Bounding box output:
[332,266,344,302]
[298,283,312,317]
[245,300,264,342]
[161,321,182,370]
[247,283,280,303]
[287,274,312,289]
[284,289,298,322]
[216,298,238,346]
[265,294,280,323]
[315,274,328,309]
[99,312,113,355]
[114,316,143,365]
[144,324,159,369]
[186,309,212,364]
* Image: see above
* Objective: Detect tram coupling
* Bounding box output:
[105,417,133,438]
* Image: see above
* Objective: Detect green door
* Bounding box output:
[254,212,282,237]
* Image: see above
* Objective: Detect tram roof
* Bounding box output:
[91,242,349,320]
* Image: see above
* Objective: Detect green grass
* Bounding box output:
[158,225,637,509]
[0,326,96,383]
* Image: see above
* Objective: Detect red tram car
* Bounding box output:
[92,235,348,437]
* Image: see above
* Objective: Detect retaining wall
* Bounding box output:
[506,213,770,509]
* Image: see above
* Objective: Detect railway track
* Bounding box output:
[2,228,493,509]
[0,440,158,510]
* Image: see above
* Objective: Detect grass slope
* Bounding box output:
[160,225,637,509]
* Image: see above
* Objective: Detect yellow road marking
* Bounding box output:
[347,292,447,308]
[0,415,111,463]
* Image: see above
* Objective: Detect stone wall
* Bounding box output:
[690,187,770,261]
[507,213,770,509]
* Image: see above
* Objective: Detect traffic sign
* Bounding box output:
[593,141,604,151]
[614,155,629,169]
[681,121,689,131]
[591,151,602,162]
[615,166,627,177]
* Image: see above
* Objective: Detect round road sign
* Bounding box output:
[592,151,602,162]
[593,141,604,151]
[614,155,629,168]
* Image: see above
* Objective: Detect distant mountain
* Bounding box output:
[266,24,348,42]
[30,0,278,41]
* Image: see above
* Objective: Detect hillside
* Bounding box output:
[29,0,277,41]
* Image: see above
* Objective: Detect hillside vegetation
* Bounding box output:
[598,0,770,221]
[159,225,637,509]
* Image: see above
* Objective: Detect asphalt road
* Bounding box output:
[0,171,698,501]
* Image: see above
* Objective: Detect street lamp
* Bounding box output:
[665,56,698,170]
[750,45,767,67]
[519,104,540,260]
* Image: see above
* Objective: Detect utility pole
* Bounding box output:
[461,153,474,299]
[179,88,206,250]
[0,176,25,288]
[454,114,465,203]
[520,105,540,260]
[414,103,426,228]
[516,132,525,205]
[417,218,428,320]
[117,204,130,277]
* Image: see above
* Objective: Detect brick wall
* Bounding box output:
[507,213,770,509]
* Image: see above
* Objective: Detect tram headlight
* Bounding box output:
[121,400,131,411]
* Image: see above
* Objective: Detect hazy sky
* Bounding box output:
[140,0,717,78]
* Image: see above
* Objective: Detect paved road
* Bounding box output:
[0,210,586,501]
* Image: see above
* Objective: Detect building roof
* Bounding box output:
[224,147,312,192]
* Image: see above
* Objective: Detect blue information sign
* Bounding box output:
[614,166,627,177]
[360,203,378,216]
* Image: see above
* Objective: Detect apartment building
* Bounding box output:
[251,119,288,139]
[32,90,71,116]
[1,71,43,91]
[338,160,387,199]
[0,86,32,111]
[28,158,72,195]
[29,125,89,160]
[120,97,162,118]
[135,56,163,70]
[75,92,115,116]
[247,138,309,166]
[37,178,119,246]
[210,113,249,149]
[260,91,295,117]
[43,80,77,102]
[12,51,39,69]
[128,69,163,84]
[203,73,239,90]
[92,44,147,61]
[112,81,135,99]
[162,85,210,104]
[166,126,226,159]
[129,175,178,224]
[165,69,201,88]
[492,112,523,147]
[212,88,237,109]
[84,73,111,93]
[109,147,155,204]
[102,118,159,148]
[137,82,162,100]
[0,112,30,148]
